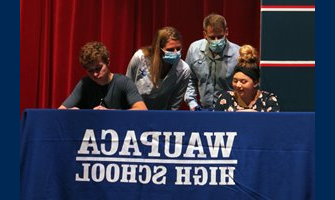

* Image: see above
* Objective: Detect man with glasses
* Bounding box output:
[59,41,147,110]
[184,13,240,111]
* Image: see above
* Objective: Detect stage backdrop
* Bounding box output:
[20,0,315,113]
[260,0,315,111]
[21,109,315,200]
[20,0,261,114]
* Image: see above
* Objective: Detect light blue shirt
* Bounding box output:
[184,39,240,110]
[126,49,190,110]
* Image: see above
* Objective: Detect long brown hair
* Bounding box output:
[141,26,182,87]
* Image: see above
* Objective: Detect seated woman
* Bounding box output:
[126,26,190,110]
[214,45,280,112]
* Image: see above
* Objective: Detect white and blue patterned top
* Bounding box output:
[126,49,190,110]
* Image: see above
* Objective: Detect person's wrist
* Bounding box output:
[188,101,199,110]
[194,105,202,111]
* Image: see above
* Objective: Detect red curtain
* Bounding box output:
[20,0,260,114]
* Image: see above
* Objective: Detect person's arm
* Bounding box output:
[58,80,83,109]
[184,72,200,111]
[58,105,67,109]
[93,101,147,110]
[236,109,257,112]
[184,46,200,111]
[129,101,147,110]
[126,50,141,81]
[59,105,80,109]
[124,76,148,110]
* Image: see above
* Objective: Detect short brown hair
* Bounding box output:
[79,41,110,67]
[203,13,227,31]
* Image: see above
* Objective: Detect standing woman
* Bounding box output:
[214,45,280,112]
[126,27,190,110]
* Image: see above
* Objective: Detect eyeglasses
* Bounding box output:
[86,65,103,73]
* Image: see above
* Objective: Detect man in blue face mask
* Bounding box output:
[184,13,240,111]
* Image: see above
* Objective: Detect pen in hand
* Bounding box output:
[99,98,105,106]
[94,98,107,110]
[93,98,107,110]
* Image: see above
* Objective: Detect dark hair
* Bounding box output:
[79,41,110,68]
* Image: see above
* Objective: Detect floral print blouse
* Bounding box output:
[214,90,280,112]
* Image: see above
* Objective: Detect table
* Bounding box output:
[20,109,315,200]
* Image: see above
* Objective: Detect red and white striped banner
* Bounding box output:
[260,60,315,67]
[261,5,315,12]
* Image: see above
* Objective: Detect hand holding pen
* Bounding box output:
[93,98,108,110]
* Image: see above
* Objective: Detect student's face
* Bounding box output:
[232,72,258,98]
[85,61,110,85]
[162,39,182,53]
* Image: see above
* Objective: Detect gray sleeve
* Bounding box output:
[123,76,143,106]
[62,80,83,108]
[126,52,141,81]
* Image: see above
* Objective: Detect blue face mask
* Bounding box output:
[162,50,181,65]
[208,38,226,53]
